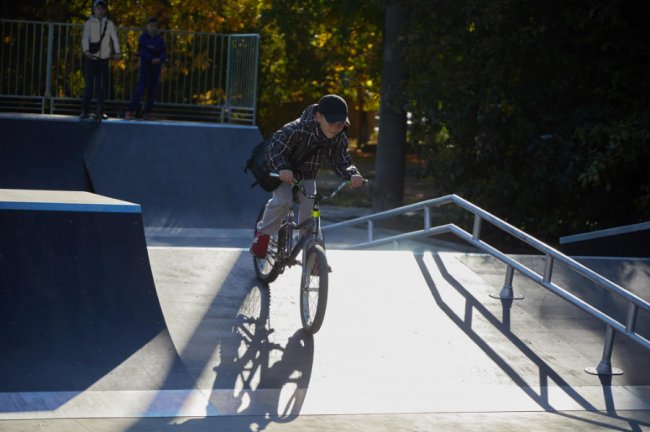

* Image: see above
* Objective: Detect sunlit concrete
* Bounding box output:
[1,247,648,431]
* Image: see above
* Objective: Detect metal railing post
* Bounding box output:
[367,220,374,243]
[44,22,54,113]
[223,34,232,123]
[543,254,554,283]
[585,325,623,375]
[424,206,431,230]
[472,214,482,240]
[490,264,524,300]
[250,34,260,125]
[626,303,638,333]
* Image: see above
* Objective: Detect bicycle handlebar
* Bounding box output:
[269,172,367,201]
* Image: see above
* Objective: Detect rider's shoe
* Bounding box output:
[251,231,270,258]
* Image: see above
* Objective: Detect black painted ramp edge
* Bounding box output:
[83,121,268,229]
[0,190,194,398]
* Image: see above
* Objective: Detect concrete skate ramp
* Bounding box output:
[0,113,269,230]
[84,120,267,229]
[1,245,649,427]
[121,247,650,429]
[0,115,94,191]
[0,189,192,395]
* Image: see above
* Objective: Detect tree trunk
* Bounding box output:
[356,88,370,149]
[373,1,408,212]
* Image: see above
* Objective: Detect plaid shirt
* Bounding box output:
[267,105,360,180]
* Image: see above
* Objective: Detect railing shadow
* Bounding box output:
[415,251,649,431]
[459,253,650,382]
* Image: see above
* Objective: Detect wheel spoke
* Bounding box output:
[301,252,325,329]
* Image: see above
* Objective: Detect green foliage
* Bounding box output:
[256,0,383,136]
[5,0,649,239]
[403,0,650,239]
[3,0,383,138]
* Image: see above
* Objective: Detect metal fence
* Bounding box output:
[0,19,259,124]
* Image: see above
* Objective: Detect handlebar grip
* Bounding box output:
[270,172,301,187]
[346,178,369,185]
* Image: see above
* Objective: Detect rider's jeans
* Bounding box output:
[258,180,316,236]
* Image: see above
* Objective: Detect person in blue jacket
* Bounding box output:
[125,17,166,120]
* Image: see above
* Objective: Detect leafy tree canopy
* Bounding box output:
[2,0,383,137]
[3,0,649,240]
[403,0,650,238]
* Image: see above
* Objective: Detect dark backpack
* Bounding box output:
[244,138,282,192]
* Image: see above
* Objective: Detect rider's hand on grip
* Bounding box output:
[348,174,365,188]
[278,169,294,184]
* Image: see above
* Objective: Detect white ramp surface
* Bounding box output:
[149,248,650,417]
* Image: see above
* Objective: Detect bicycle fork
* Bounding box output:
[282,222,322,268]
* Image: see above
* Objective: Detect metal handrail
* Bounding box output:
[322,194,650,374]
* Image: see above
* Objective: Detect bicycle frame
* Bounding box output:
[276,180,348,268]
[253,175,364,333]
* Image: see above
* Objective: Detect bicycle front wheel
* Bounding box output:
[300,244,329,334]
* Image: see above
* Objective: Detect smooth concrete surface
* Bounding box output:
[83,118,266,229]
[1,411,649,432]
[3,113,648,431]
[3,248,647,431]
[457,253,650,381]
[0,190,194,395]
[0,188,141,212]
[0,114,95,191]
[0,113,268,229]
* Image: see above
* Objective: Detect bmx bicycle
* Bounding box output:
[252,174,364,334]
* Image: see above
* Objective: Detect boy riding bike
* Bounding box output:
[251,94,365,258]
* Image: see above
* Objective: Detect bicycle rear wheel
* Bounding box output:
[300,244,328,334]
[253,205,285,283]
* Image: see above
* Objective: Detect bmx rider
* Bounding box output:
[251,94,365,258]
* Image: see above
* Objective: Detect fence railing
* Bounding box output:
[0,19,259,124]
[322,194,650,375]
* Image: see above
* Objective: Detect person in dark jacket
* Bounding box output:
[251,94,365,258]
[125,17,166,120]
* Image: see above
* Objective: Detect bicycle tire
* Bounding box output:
[300,244,329,334]
[253,205,285,283]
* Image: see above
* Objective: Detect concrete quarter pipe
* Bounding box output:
[0,189,192,397]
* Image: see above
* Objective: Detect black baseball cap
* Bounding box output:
[317,94,349,124]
